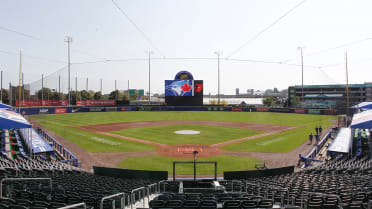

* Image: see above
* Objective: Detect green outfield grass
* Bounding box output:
[30,111,336,153]
[222,119,333,152]
[117,155,262,174]
[111,124,262,145]
[36,119,156,153]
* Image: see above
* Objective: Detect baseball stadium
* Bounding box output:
[2,1,372,209]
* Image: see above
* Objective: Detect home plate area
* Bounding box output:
[157,145,223,158]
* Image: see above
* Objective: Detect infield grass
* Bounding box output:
[117,155,262,174]
[111,124,262,145]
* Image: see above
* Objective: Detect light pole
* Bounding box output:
[65,36,72,106]
[214,51,222,105]
[297,47,304,102]
[147,50,154,104]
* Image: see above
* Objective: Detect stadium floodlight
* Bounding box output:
[146,50,154,105]
[297,47,304,102]
[64,36,73,106]
[214,51,223,105]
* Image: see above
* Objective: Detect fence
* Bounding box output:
[36,128,80,167]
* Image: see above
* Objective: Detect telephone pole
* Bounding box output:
[65,36,72,106]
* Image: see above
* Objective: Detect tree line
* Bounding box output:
[0,87,146,106]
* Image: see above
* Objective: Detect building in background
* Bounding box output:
[236,88,239,95]
[288,83,372,113]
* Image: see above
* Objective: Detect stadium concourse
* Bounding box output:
[0,105,372,208]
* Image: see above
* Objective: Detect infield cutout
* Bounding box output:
[174,130,200,135]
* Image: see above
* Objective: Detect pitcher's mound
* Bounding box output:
[157,144,224,158]
[174,130,200,135]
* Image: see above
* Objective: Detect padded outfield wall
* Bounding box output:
[14,106,336,116]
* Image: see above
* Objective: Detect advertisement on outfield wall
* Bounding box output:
[39,109,49,114]
[295,108,307,114]
[55,108,67,114]
[269,108,295,113]
[256,107,269,112]
[16,100,68,106]
[232,107,243,111]
[76,100,116,106]
[308,109,321,115]
[89,107,104,112]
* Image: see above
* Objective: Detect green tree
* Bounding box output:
[80,90,91,100]
[93,91,102,100]
[263,97,274,107]
[0,89,9,104]
[109,90,119,100]
[37,88,52,100]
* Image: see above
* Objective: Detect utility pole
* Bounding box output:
[115,80,117,100]
[100,78,102,95]
[58,75,61,100]
[18,50,22,112]
[64,36,72,106]
[128,80,130,102]
[214,51,222,105]
[41,74,44,106]
[22,72,24,103]
[147,51,154,104]
[298,47,304,101]
[75,77,78,102]
[86,77,88,91]
[345,52,350,116]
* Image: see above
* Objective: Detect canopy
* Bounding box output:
[0,108,32,129]
[29,129,54,153]
[0,103,12,109]
[352,102,372,110]
[350,109,372,129]
[328,127,352,153]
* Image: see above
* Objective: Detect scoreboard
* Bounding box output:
[165,71,203,106]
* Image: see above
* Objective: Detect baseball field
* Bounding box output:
[30,111,335,175]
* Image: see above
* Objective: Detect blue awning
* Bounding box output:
[0,103,12,109]
[350,109,372,129]
[0,108,32,129]
[352,102,372,110]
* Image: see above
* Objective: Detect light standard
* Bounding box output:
[64,36,72,106]
[297,47,304,102]
[214,51,222,105]
[146,50,154,104]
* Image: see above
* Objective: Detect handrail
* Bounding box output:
[100,192,125,209]
[130,186,146,209]
[0,178,52,199]
[57,202,86,209]
[146,183,158,205]
[158,180,167,193]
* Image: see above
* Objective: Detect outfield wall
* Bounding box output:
[13,106,336,115]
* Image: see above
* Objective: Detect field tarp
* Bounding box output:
[350,109,372,129]
[0,108,31,129]
[328,127,352,154]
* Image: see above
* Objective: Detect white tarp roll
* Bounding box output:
[328,127,352,154]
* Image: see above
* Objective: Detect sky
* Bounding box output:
[1,0,372,95]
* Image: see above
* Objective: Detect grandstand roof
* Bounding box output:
[0,108,32,129]
[350,109,372,129]
[352,102,372,110]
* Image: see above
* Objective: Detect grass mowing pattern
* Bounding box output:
[117,155,262,174]
[111,124,262,145]
[36,120,156,153]
[222,119,333,152]
[31,112,336,153]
